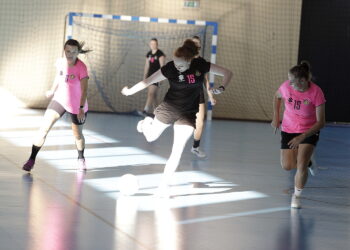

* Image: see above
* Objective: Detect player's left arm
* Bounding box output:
[288,104,326,149]
[208,64,233,95]
[121,69,167,96]
[303,104,326,137]
[78,77,88,122]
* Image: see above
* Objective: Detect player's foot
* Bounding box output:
[308,156,318,176]
[22,159,35,172]
[137,117,153,133]
[137,120,144,133]
[77,158,87,171]
[291,194,301,209]
[191,147,206,158]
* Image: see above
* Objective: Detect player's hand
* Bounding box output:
[121,86,131,96]
[45,90,54,98]
[209,97,217,106]
[271,119,280,134]
[77,109,85,123]
[210,86,225,95]
[288,134,305,149]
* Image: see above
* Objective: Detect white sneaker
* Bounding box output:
[291,195,301,209]
[137,120,144,133]
[137,117,153,133]
[77,158,87,171]
[308,155,318,176]
[191,147,206,158]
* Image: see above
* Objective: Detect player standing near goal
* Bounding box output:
[141,38,166,117]
[122,39,232,197]
[190,36,217,158]
[271,61,326,208]
[22,39,91,172]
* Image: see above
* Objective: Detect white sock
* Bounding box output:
[294,187,303,197]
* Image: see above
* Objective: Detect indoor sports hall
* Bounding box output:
[0,1,349,250]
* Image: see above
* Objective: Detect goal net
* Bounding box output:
[66,12,217,115]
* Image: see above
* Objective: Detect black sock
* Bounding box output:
[29,145,41,160]
[193,139,200,148]
[78,149,85,159]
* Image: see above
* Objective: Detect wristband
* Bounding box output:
[219,85,225,91]
[79,106,84,109]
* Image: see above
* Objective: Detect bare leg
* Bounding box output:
[72,123,87,171]
[23,109,61,171]
[193,103,205,141]
[159,124,194,190]
[295,144,314,189]
[191,103,206,158]
[71,123,85,154]
[144,85,158,113]
[280,149,298,171]
[281,144,314,208]
[33,109,61,147]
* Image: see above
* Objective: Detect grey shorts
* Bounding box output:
[154,102,196,128]
[47,100,87,125]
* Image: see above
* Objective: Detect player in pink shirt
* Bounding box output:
[272,61,326,208]
[23,39,91,172]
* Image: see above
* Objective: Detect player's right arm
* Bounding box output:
[271,90,282,130]
[143,58,150,79]
[121,69,167,96]
[46,71,60,98]
[205,74,216,105]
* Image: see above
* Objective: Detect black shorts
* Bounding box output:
[154,102,196,128]
[47,100,87,125]
[281,131,320,149]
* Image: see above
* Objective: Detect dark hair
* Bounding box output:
[150,38,158,43]
[192,35,200,40]
[174,39,199,61]
[289,60,311,81]
[64,39,92,54]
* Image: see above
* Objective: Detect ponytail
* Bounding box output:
[289,60,312,81]
[174,39,198,61]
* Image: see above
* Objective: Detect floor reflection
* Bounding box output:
[22,172,84,250]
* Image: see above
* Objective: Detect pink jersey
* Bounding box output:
[279,80,326,133]
[53,58,89,114]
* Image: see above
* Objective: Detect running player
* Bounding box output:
[190,36,216,158]
[22,39,91,172]
[271,61,326,208]
[122,39,232,197]
[141,38,166,117]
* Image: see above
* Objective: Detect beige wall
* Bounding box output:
[0,0,302,120]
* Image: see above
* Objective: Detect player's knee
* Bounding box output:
[281,163,294,171]
[74,134,84,141]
